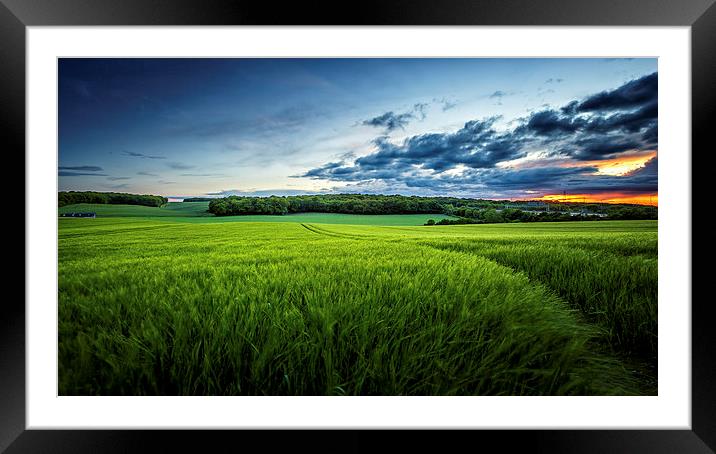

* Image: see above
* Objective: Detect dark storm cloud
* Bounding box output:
[482,158,657,195]
[517,72,657,160]
[641,124,658,146]
[558,158,658,194]
[626,156,658,178]
[306,116,526,182]
[576,72,657,112]
[477,166,599,190]
[521,110,584,136]
[301,160,346,178]
[584,103,657,134]
[122,150,166,159]
[426,162,657,196]
[560,101,579,115]
[566,137,643,160]
[59,165,104,172]
[300,72,658,195]
[520,73,657,140]
[387,166,599,193]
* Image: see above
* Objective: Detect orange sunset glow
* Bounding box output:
[530,192,658,206]
[591,152,657,176]
[552,151,657,176]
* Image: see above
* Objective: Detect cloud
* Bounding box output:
[489,90,509,99]
[137,171,159,177]
[59,171,108,177]
[641,124,657,147]
[433,97,458,111]
[362,103,429,132]
[545,78,564,84]
[59,165,103,172]
[576,72,657,112]
[302,116,527,183]
[489,90,515,106]
[180,173,226,177]
[413,103,428,120]
[299,72,658,197]
[515,73,659,160]
[516,72,657,160]
[122,150,166,159]
[473,166,600,192]
[363,111,414,131]
[107,176,131,181]
[554,158,658,194]
[167,162,195,170]
[625,156,657,178]
[521,110,584,136]
[567,137,643,161]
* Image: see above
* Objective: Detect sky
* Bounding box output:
[59,58,658,205]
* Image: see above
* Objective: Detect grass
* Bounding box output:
[58,215,657,396]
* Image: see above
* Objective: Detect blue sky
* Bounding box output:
[59,58,658,202]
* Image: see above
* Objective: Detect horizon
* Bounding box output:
[59,58,658,205]
[61,189,658,207]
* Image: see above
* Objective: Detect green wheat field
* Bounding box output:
[58,202,657,396]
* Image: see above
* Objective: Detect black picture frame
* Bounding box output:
[4,0,714,452]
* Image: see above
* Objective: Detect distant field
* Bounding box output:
[58,216,657,396]
[59,202,453,225]
[59,202,214,218]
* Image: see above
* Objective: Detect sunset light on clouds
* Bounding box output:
[590,152,657,176]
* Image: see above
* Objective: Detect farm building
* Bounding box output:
[60,212,96,218]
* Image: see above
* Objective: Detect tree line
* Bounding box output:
[208,194,446,216]
[58,191,168,208]
[207,193,658,221]
[426,206,657,225]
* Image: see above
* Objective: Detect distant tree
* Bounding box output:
[58,191,167,208]
[481,209,505,224]
[426,219,436,225]
[183,197,214,202]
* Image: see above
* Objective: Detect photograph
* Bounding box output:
[58,57,659,397]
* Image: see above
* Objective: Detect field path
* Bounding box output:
[300,223,371,240]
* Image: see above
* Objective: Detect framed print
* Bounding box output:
[4,0,715,452]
